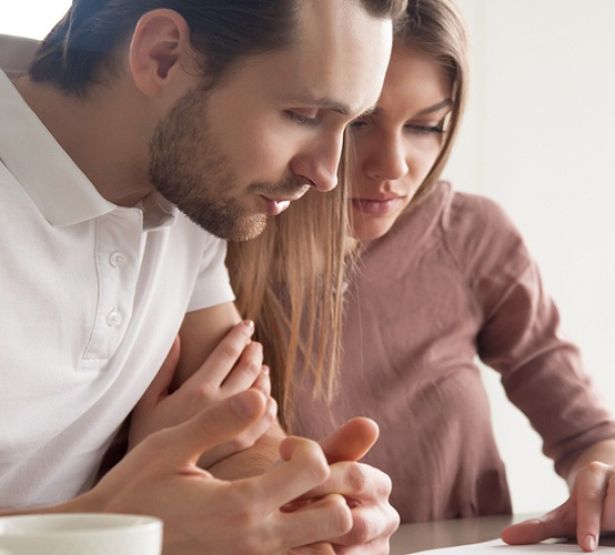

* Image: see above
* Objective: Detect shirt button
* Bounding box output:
[109,251,127,267]
[106,309,123,327]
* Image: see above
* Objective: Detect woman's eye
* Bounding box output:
[404,123,445,135]
[285,110,319,125]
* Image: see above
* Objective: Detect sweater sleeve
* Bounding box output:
[461,195,615,477]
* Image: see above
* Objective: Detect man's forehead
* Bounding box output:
[282,1,392,114]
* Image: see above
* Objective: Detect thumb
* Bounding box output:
[501,509,568,545]
[319,417,379,463]
[137,336,181,411]
[161,389,268,466]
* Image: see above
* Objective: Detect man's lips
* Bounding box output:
[259,195,299,216]
[259,188,310,216]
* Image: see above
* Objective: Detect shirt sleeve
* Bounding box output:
[186,233,235,312]
[467,197,615,478]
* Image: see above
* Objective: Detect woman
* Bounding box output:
[273,0,615,551]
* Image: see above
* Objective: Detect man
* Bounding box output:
[0,1,403,553]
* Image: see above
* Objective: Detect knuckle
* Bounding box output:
[585,461,608,476]
[347,513,375,544]
[387,505,401,535]
[243,358,261,377]
[325,496,353,535]
[381,472,393,497]
[578,486,603,504]
[302,448,329,483]
[190,385,215,404]
[264,407,277,426]
[226,435,254,453]
[250,341,264,355]
[220,341,243,360]
[345,464,368,495]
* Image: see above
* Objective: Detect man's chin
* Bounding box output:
[214,215,268,242]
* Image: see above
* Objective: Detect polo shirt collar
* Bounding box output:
[0,70,177,230]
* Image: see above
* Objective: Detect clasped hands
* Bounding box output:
[95,321,398,554]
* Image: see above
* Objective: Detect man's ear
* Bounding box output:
[127,8,195,98]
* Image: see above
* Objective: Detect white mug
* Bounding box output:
[0,513,162,555]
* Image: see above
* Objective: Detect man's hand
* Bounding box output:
[85,390,353,555]
[129,321,276,468]
[502,459,615,552]
[315,418,400,554]
[284,418,400,554]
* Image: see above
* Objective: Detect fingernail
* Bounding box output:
[242,320,255,335]
[582,534,597,552]
[230,391,260,419]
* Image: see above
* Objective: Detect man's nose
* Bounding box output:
[290,133,344,192]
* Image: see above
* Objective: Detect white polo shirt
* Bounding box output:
[0,70,235,508]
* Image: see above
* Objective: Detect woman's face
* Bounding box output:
[349,45,453,242]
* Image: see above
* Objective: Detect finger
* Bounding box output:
[576,463,610,551]
[501,508,571,545]
[319,418,379,464]
[252,366,271,397]
[197,396,278,469]
[137,336,181,410]
[332,537,390,555]
[290,543,336,555]
[184,320,255,388]
[155,389,267,466]
[602,474,615,532]
[277,494,353,549]
[244,437,331,511]
[330,501,400,547]
[306,461,391,503]
[221,341,264,393]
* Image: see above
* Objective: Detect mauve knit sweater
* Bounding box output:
[290,181,615,522]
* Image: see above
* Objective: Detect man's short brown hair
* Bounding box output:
[30,0,408,96]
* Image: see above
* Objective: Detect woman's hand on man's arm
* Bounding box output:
[128,319,276,469]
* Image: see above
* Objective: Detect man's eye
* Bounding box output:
[285,110,319,125]
[349,118,369,130]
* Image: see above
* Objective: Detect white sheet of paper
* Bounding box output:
[411,539,615,554]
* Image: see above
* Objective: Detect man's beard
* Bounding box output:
[148,88,266,241]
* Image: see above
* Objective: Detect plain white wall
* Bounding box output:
[445,0,615,513]
[3,0,614,517]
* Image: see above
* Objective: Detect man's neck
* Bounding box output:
[13,75,155,207]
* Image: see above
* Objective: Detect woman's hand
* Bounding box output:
[128,321,277,468]
[502,459,615,552]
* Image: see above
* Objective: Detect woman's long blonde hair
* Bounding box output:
[226,149,352,430]
[400,0,470,204]
[228,0,469,429]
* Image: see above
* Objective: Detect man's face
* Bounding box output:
[149,0,393,241]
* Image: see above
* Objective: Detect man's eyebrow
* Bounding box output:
[284,95,353,116]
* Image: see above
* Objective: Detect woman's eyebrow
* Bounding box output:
[415,98,453,116]
[363,98,453,119]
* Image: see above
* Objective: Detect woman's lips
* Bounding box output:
[351,197,404,216]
